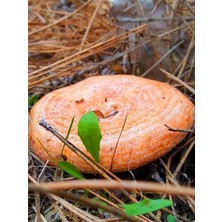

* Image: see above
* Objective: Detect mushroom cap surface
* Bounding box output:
[28,75,194,173]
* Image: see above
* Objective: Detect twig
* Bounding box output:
[173,140,195,177]
[159,68,195,94]
[164,124,194,134]
[177,35,195,78]
[50,199,69,222]
[34,191,41,222]
[135,0,145,17]
[110,114,128,172]
[37,160,49,181]
[29,179,195,197]
[80,0,104,50]
[160,156,195,214]
[141,40,184,77]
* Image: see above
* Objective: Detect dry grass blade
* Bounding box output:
[163,0,194,34]
[29,174,104,222]
[34,191,41,222]
[29,23,145,77]
[28,0,94,36]
[50,200,69,222]
[80,0,105,49]
[28,24,146,88]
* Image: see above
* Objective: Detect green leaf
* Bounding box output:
[59,161,85,179]
[28,94,40,106]
[78,111,102,163]
[167,214,176,222]
[120,198,172,216]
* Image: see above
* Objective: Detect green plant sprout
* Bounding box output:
[120,198,172,216]
[28,93,40,106]
[167,214,176,222]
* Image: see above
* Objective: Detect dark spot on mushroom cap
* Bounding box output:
[75,98,85,104]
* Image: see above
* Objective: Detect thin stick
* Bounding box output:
[160,158,195,214]
[34,191,41,222]
[80,0,104,50]
[29,179,195,197]
[173,140,195,177]
[135,0,145,17]
[141,40,184,77]
[37,160,49,181]
[177,35,195,78]
[164,124,194,134]
[159,68,195,94]
[50,200,69,222]
[110,114,128,172]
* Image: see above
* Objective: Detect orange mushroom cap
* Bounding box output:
[28,75,194,173]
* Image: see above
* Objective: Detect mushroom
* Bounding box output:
[28,75,194,173]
